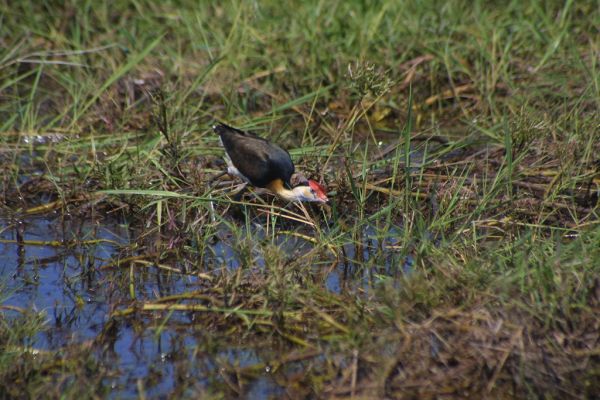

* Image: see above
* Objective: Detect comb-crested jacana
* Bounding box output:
[213,123,328,203]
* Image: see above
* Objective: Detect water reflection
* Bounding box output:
[0,212,410,397]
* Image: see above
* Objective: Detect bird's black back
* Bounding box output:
[213,123,295,188]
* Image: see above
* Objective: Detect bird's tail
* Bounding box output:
[212,122,258,139]
[211,122,233,135]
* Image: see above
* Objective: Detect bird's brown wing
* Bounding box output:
[215,124,295,187]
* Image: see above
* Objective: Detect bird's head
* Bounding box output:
[292,179,329,203]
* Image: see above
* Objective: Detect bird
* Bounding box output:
[212,123,328,203]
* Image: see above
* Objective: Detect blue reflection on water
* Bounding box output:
[0,213,411,397]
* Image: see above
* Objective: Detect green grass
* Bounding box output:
[1,0,599,398]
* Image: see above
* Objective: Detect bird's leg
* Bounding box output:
[209,170,249,201]
[231,182,249,202]
[208,171,228,186]
[247,188,270,200]
[205,172,230,223]
[207,197,217,223]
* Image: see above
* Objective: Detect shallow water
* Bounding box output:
[0,202,411,397]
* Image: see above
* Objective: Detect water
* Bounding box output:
[0,207,412,397]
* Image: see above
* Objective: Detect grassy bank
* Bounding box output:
[1,0,599,398]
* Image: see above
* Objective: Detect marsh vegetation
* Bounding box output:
[1,1,599,398]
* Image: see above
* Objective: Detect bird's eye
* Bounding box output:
[310,188,316,195]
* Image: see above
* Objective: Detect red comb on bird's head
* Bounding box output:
[308,180,329,203]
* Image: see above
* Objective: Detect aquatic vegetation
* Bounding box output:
[0,0,598,398]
